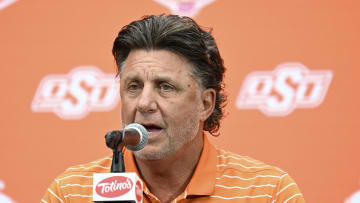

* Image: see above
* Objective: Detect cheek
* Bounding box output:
[164,98,200,124]
[120,98,136,122]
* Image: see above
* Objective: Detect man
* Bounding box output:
[42,14,305,203]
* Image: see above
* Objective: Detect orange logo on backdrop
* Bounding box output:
[236,62,333,116]
[153,0,216,17]
[0,0,17,10]
[31,66,120,119]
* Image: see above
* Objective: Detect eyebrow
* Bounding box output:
[122,72,142,85]
[123,73,175,84]
[123,77,136,84]
[153,76,174,84]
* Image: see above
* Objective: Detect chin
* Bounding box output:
[133,147,176,161]
[134,151,165,160]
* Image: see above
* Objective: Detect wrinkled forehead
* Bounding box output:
[118,49,188,71]
[118,49,203,86]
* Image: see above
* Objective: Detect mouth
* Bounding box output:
[141,124,163,133]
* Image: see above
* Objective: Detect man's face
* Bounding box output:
[119,49,205,160]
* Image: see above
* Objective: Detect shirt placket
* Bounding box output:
[143,186,161,203]
[143,187,189,203]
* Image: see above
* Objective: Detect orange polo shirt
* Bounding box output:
[42,135,305,203]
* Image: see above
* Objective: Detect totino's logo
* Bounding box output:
[31,66,120,119]
[153,0,216,17]
[95,176,133,198]
[236,63,333,116]
[0,0,18,10]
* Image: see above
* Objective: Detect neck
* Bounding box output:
[134,133,204,203]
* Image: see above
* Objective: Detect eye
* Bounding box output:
[159,82,174,91]
[127,81,141,92]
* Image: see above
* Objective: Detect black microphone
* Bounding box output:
[95,123,147,202]
[105,123,148,152]
[105,123,148,173]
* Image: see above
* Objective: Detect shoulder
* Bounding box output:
[216,148,285,174]
[41,155,112,202]
[62,155,112,174]
[56,155,112,187]
[212,148,305,202]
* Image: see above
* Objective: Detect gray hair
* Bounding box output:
[112,14,226,136]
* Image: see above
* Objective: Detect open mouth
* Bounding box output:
[142,124,162,133]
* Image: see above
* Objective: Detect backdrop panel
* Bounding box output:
[0,0,359,202]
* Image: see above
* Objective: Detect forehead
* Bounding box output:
[120,49,194,80]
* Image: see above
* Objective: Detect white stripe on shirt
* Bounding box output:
[210,194,272,200]
[47,188,64,203]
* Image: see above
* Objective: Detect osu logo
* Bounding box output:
[31,66,120,119]
[0,0,18,10]
[236,63,333,116]
[345,189,360,203]
[0,180,15,203]
[153,0,216,17]
[95,176,133,198]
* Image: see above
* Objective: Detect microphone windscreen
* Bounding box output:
[124,123,148,151]
[105,130,123,150]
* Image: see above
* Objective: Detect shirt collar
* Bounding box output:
[123,134,217,196]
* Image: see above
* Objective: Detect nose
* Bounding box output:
[136,85,157,114]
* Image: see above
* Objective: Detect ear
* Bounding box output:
[200,88,216,122]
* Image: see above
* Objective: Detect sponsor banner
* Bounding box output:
[93,173,143,202]
[0,180,15,203]
[236,62,333,116]
[0,0,17,10]
[31,66,120,119]
[153,0,216,17]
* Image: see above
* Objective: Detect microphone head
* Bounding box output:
[105,130,123,150]
[123,123,148,151]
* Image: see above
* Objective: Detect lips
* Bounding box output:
[141,123,163,133]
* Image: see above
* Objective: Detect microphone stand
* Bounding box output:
[97,131,134,203]
[105,130,126,173]
[111,148,125,173]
